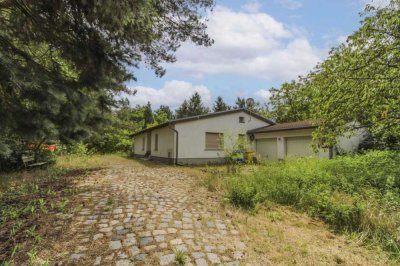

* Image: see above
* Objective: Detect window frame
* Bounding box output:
[142,135,145,151]
[154,133,159,151]
[239,116,245,123]
[205,132,224,150]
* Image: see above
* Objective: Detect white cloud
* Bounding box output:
[274,0,303,10]
[172,6,321,81]
[241,0,262,13]
[128,80,211,108]
[255,89,272,102]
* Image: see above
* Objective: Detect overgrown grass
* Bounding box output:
[227,150,400,260]
[0,156,102,265]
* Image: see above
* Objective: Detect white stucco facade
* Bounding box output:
[132,110,272,164]
[132,110,366,164]
[174,111,268,163]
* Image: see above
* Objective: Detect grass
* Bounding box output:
[222,150,400,262]
[0,153,132,265]
[175,250,187,265]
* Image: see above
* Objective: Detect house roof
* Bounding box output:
[247,120,315,134]
[131,109,275,137]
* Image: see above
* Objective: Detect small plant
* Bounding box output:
[27,247,38,265]
[55,198,69,212]
[266,211,284,222]
[25,225,42,243]
[175,250,187,265]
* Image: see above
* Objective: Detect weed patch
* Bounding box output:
[226,151,400,259]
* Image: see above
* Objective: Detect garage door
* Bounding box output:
[285,136,314,157]
[256,138,277,160]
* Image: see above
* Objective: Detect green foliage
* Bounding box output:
[0,0,214,152]
[267,3,400,149]
[227,151,400,258]
[269,80,311,123]
[213,96,231,112]
[175,250,187,265]
[143,102,155,128]
[175,92,210,118]
[154,105,173,124]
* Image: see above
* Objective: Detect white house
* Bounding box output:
[131,109,365,164]
[132,109,273,164]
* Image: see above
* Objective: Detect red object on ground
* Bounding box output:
[26,144,57,152]
[42,144,57,152]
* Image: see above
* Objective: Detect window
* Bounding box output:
[154,134,158,151]
[239,116,245,123]
[142,136,145,151]
[238,134,246,149]
[205,132,224,150]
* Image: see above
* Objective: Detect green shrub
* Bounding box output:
[227,150,400,258]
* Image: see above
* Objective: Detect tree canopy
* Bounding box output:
[213,96,231,112]
[268,1,400,149]
[176,92,210,118]
[0,0,214,155]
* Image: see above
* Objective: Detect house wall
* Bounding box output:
[253,127,365,160]
[175,111,270,164]
[150,126,175,161]
[133,133,147,156]
[335,128,366,154]
[252,128,330,159]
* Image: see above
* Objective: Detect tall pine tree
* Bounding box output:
[213,96,230,112]
[0,0,214,155]
[176,93,210,118]
[143,102,154,129]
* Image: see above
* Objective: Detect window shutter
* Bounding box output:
[205,133,223,149]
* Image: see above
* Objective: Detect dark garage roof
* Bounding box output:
[131,108,275,137]
[248,120,315,134]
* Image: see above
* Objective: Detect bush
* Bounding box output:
[227,151,400,258]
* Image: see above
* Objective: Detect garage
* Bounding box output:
[285,136,314,157]
[256,138,277,160]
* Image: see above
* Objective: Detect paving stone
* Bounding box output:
[195,258,208,266]
[93,233,104,240]
[109,240,122,250]
[139,236,154,246]
[174,244,188,252]
[116,259,133,266]
[170,238,183,245]
[207,253,221,264]
[94,256,101,265]
[233,251,243,260]
[135,253,148,261]
[167,228,178,234]
[129,246,140,256]
[123,237,137,246]
[160,253,176,265]
[192,252,205,259]
[153,229,167,235]
[47,165,247,265]
[143,245,157,252]
[69,253,84,260]
[155,235,165,242]
[159,242,168,249]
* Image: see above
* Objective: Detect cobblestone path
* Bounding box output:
[53,164,246,265]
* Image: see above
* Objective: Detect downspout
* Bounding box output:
[168,124,179,165]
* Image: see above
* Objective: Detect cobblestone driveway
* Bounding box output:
[53,163,246,265]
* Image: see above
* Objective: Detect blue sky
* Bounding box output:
[126,0,386,110]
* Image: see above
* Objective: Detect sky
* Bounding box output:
[125,0,389,110]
